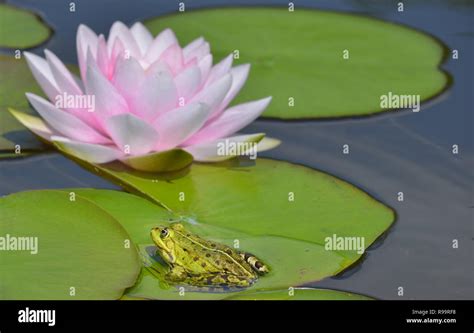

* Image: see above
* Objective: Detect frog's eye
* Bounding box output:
[160,228,169,238]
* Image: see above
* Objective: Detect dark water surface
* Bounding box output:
[2,0,473,299]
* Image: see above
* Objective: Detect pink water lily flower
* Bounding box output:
[12,22,279,171]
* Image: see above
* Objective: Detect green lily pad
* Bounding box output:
[73,159,395,261]
[145,8,448,119]
[63,189,376,300]
[62,154,394,299]
[0,190,141,300]
[0,4,51,49]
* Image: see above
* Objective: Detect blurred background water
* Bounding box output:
[1,0,472,299]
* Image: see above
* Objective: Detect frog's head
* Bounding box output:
[150,223,185,264]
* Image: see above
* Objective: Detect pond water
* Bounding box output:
[2,0,472,299]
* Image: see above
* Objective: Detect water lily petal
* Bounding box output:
[96,35,111,79]
[44,50,82,95]
[109,37,125,73]
[113,56,145,102]
[183,37,204,60]
[206,54,233,86]
[132,68,178,120]
[220,64,250,110]
[8,108,55,141]
[52,136,123,163]
[24,52,59,102]
[144,28,178,64]
[41,50,97,127]
[130,22,153,55]
[107,21,140,59]
[153,103,211,150]
[30,50,96,126]
[256,136,281,152]
[26,93,110,144]
[185,41,210,62]
[159,43,184,74]
[104,113,159,155]
[190,73,232,114]
[145,59,172,76]
[185,96,272,144]
[174,65,202,101]
[198,54,213,83]
[85,57,129,127]
[184,133,265,162]
[76,24,98,81]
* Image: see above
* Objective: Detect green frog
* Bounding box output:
[150,223,269,288]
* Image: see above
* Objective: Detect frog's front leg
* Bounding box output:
[238,252,269,275]
[165,265,188,283]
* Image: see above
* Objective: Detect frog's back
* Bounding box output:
[178,231,254,275]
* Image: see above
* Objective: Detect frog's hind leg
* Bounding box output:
[239,252,269,275]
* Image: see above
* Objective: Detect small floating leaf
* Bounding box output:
[0,4,51,49]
